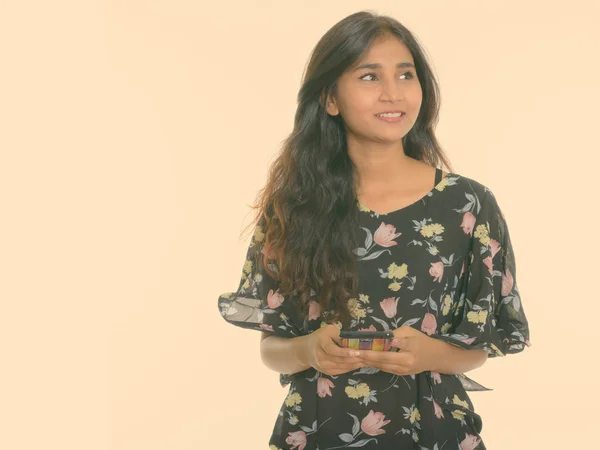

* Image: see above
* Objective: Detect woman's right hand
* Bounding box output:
[300,324,367,376]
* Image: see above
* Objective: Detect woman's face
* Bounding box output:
[325,35,423,145]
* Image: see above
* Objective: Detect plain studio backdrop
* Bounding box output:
[0,1,598,449]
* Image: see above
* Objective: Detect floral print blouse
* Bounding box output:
[217,168,531,450]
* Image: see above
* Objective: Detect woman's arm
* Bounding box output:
[260,332,312,375]
[427,338,488,375]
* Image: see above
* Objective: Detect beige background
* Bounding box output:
[1,1,598,449]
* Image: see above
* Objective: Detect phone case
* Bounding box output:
[339,330,395,351]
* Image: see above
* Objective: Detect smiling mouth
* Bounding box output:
[375,111,405,117]
[375,112,406,122]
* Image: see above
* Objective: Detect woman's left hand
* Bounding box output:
[351,326,440,375]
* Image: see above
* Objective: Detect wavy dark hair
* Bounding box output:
[244,10,453,327]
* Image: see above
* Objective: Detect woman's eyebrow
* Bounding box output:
[353,62,415,71]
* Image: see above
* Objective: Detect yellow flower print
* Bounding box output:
[359,294,370,304]
[388,263,408,280]
[450,394,469,420]
[347,298,367,320]
[430,246,439,255]
[435,177,449,191]
[441,322,452,333]
[285,392,302,407]
[442,295,452,315]
[420,225,434,237]
[359,203,371,212]
[451,410,466,420]
[243,259,253,274]
[356,383,370,398]
[409,407,421,424]
[388,282,402,291]
[288,415,298,425]
[345,386,360,399]
[254,226,265,243]
[452,394,469,409]
[467,310,488,324]
[254,273,263,283]
[269,446,282,450]
[242,278,250,290]
[420,223,445,238]
[431,223,444,234]
[345,382,370,399]
[474,223,491,246]
[280,313,287,321]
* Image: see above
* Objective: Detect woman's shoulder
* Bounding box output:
[447,171,508,226]
[447,170,494,199]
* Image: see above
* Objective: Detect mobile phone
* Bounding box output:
[339,330,395,351]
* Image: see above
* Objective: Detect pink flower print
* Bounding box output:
[501,269,514,296]
[429,262,444,282]
[421,313,437,335]
[489,239,501,259]
[430,371,442,384]
[259,323,274,332]
[373,222,402,247]
[461,212,476,235]
[461,337,477,345]
[285,430,307,450]
[308,300,321,321]
[317,377,335,398]
[482,256,493,275]
[359,324,377,332]
[267,289,284,309]
[460,433,482,450]
[360,410,391,436]
[380,297,399,318]
[433,399,445,419]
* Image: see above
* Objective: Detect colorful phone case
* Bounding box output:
[339,331,395,351]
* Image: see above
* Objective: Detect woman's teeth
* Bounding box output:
[376,112,404,117]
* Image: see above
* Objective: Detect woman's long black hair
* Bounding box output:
[246,10,453,327]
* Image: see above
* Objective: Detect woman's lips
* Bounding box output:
[375,113,406,123]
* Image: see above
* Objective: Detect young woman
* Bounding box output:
[217,10,531,450]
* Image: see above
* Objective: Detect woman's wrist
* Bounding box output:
[426,337,488,374]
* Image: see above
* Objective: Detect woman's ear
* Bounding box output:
[321,90,340,116]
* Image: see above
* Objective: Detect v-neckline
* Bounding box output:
[356,168,453,217]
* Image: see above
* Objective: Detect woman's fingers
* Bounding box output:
[314,342,365,373]
[320,353,363,365]
[323,340,354,357]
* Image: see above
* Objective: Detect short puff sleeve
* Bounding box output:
[434,187,532,358]
[217,217,303,338]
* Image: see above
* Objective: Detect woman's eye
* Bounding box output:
[360,72,414,81]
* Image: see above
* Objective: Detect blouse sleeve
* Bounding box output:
[434,187,532,358]
[217,216,305,387]
[217,217,303,337]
